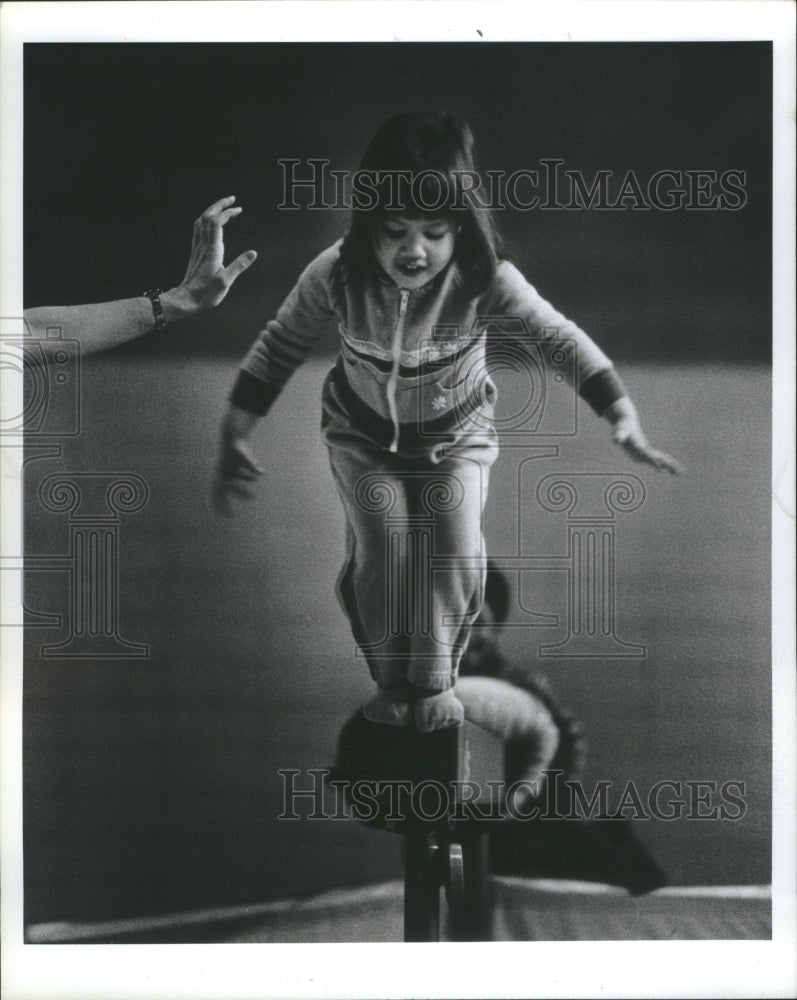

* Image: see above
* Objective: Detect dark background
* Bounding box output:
[23,43,772,930]
[25,42,771,361]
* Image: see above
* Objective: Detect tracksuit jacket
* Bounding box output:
[231,239,626,441]
[230,240,626,691]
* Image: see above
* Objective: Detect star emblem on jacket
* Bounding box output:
[431,394,448,412]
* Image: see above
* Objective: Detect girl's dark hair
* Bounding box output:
[334,112,503,298]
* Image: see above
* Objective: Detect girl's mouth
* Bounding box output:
[397,262,426,275]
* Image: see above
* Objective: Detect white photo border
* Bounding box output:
[1,3,794,999]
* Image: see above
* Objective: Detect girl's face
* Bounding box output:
[373,215,458,290]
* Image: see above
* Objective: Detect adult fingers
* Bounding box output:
[197,203,242,231]
[222,249,258,284]
[216,205,243,227]
[192,200,241,250]
[200,195,237,220]
[192,208,246,276]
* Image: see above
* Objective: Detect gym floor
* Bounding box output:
[22,353,771,930]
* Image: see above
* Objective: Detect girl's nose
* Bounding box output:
[401,233,425,258]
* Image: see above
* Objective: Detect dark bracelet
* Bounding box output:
[143,288,166,330]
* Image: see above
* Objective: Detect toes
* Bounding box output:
[362,692,411,727]
[414,691,464,733]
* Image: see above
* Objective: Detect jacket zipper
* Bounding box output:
[386,288,410,453]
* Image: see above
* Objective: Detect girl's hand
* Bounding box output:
[212,405,264,516]
[613,421,684,474]
[212,439,265,516]
[604,398,684,475]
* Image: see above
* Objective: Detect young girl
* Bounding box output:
[213,113,681,733]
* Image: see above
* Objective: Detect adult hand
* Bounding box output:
[163,196,257,319]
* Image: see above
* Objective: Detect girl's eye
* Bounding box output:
[380,223,450,240]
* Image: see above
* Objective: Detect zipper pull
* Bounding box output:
[398,289,409,316]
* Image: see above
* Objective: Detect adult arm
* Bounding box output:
[23,197,257,355]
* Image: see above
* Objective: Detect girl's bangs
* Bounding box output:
[374,170,465,221]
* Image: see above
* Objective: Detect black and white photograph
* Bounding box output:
[1,2,795,998]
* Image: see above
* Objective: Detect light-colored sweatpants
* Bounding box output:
[322,366,499,691]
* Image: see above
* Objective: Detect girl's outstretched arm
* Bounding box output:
[484,261,684,475]
[212,404,265,516]
[602,396,684,474]
[212,243,339,516]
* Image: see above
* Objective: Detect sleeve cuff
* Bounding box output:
[230,370,283,416]
[579,367,627,415]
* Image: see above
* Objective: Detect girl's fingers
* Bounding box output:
[235,455,264,477]
[616,433,684,474]
[221,449,263,477]
[211,484,232,517]
[654,450,685,475]
[226,481,256,500]
[211,479,258,517]
[217,470,259,490]
[638,446,681,473]
[230,466,261,482]
[633,444,685,475]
